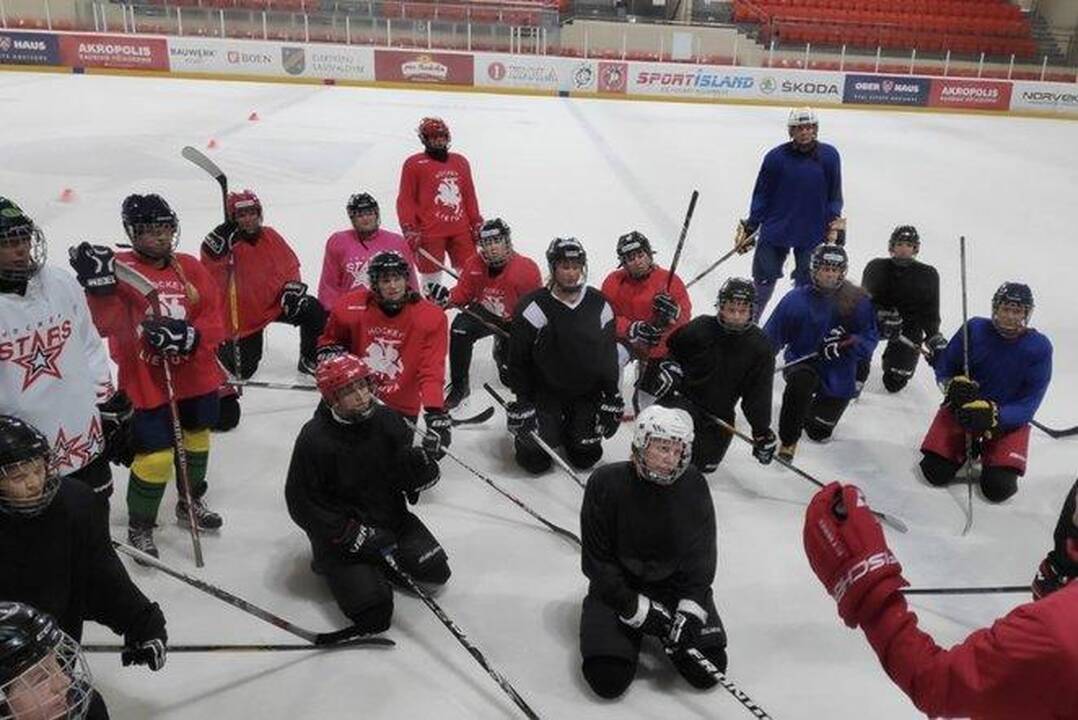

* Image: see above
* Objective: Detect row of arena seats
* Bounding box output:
[746,9,1029,37]
[140,0,553,24]
[779,25,1038,56]
[748,0,1022,19]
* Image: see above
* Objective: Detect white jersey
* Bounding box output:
[0,266,113,475]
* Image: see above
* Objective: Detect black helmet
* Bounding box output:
[476,218,512,269]
[991,281,1034,337]
[0,415,59,517]
[715,277,756,333]
[889,225,920,251]
[810,244,848,292]
[616,231,653,262]
[0,197,46,282]
[545,237,586,272]
[121,194,179,258]
[367,251,412,312]
[346,193,379,217]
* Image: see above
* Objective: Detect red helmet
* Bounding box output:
[417,117,450,147]
[226,190,262,220]
[315,353,372,400]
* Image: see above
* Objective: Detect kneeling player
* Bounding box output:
[579,406,727,699]
[1033,479,1078,599]
[285,354,449,634]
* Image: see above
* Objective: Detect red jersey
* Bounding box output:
[600,266,691,359]
[448,253,542,322]
[318,288,447,416]
[396,151,482,239]
[87,252,226,409]
[862,582,1078,719]
[200,226,301,338]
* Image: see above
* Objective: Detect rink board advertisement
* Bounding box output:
[753,71,844,103]
[928,78,1011,111]
[0,31,60,66]
[474,54,594,92]
[168,36,373,81]
[374,49,472,85]
[628,62,756,98]
[1009,80,1078,116]
[58,33,167,71]
[843,74,931,106]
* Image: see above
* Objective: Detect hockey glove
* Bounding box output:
[875,308,903,342]
[733,219,757,255]
[957,399,998,436]
[651,292,681,327]
[649,359,683,402]
[1032,554,1074,600]
[425,282,451,309]
[803,483,906,628]
[619,595,673,639]
[924,333,949,366]
[335,518,397,560]
[98,391,134,467]
[396,447,440,505]
[423,409,452,459]
[122,603,167,671]
[596,392,624,439]
[944,375,980,409]
[827,217,847,246]
[315,343,348,365]
[628,320,663,347]
[68,242,116,295]
[752,428,777,465]
[279,281,314,322]
[140,318,199,356]
[819,326,851,361]
[506,400,537,436]
[202,220,238,259]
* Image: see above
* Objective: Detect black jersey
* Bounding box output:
[285,402,439,564]
[862,257,940,340]
[666,317,775,435]
[507,286,619,401]
[581,461,716,617]
[0,479,154,642]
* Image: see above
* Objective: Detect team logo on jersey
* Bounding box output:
[344,260,369,289]
[0,321,72,390]
[433,172,464,222]
[49,417,103,472]
[362,336,404,393]
[480,290,507,319]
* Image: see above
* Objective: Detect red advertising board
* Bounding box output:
[374,50,472,85]
[59,34,168,71]
[928,78,1011,111]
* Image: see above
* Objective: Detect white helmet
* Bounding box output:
[787,107,818,128]
[631,405,694,486]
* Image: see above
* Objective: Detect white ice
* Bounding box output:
[2,70,1077,718]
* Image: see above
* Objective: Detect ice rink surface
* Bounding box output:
[2,70,1077,718]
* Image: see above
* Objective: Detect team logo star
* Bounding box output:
[12,331,65,390]
[51,427,88,472]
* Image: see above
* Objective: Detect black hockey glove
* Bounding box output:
[875,308,903,342]
[1032,555,1073,600]
[666,607,705,652]
[335,518,397,560]
[664,610,727,688]
[506,400,537,436]
[98,391,134,467]
[924,333,948,366]
[752,428,777,465]
[956,399,998,436]
[944,375,979,409]
[423,409,452,459]
[628,320,662,347]
[425,282,451,309]
[652,292,680,327]
[819,326,850,361]
[596,392,624,439]
[396,447,440,505]
[140,318,199,356]
[619,596,673,639]
[649,359,683,401]
[279,281,315,322]
[202,220,238,259]
[68,242,116,295]
[122,602,167,672]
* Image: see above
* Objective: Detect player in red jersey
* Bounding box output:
[423,218,542,410]
[200,189,326,430]
[69,194,226,558]
[317,251,452,454]
[396,117,483,289]
[600,231,691,411]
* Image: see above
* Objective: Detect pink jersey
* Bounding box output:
[316,228,420,310]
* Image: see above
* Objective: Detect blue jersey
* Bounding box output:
[748,141,843,250]
[764,284,878,399]
[935,317,1052,430]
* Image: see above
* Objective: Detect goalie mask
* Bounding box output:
[631,405,694,486]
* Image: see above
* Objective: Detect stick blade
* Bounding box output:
[451,406,494,426]
[314,625,389,646]
[181,145,226,182]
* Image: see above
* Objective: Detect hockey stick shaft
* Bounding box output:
[664,189,698,294]
[417,248,510,339]
[682,648,774,720]
[1030,419,1078,439]
[901,585,1028,596]
[384,554,541,719]
[960,235,974,536]
[482,383,587,490]
[685,246,738,289]
[774,351,818,374]
[84,638,394,653]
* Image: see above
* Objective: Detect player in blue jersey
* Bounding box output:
[920,282,1052,502]
[764,244,877,461]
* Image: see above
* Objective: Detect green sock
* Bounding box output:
[184,450,209,499]
[127,472,165,524]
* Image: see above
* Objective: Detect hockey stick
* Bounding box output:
[901,584,1028,596]
[397,415,580,546]
[113,541,382,646]
[684,227,759,290]
[667,648,774,720]
[84,638,394,653]
[685,398,908,533]
[774,351,818,374]
[417,248,512,340]
[1030,420,1078,439]
[664,190,698,294]
[483,383,588,490]
[113,261,204,567]
[959,235,974,536]
[181,146,245,391]
[383,554,541,719]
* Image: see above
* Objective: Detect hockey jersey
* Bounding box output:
[317,228,419,310]
[448,252,542,322]
[200,225,301,338]
[861,257,941,341]
[600,266,691,360]
[86,252,226,409]
[396,152,482,238]
[318,287,447,417]
[0,267,112,475]
[748,141,843,250]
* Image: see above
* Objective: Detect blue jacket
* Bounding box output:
[748,141,843,250]
[934,317,1052,430]
[764,284,878,399]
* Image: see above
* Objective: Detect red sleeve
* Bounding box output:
[318,297,355,351]
[517,258,543,295]
[601,273,631,339]
[418,304,448,411]
[862,595,1067,719]
[183,258,227,350]
[459,156,482,226]
[448,268,474,307]
[85,291,132,340]
[396,157,419,231]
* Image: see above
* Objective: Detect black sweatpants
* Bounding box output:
[217,302,328,380]
[856,336,921,393]
[779,366,851,445]
[449,312,508,387]
[514,392,603,473]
